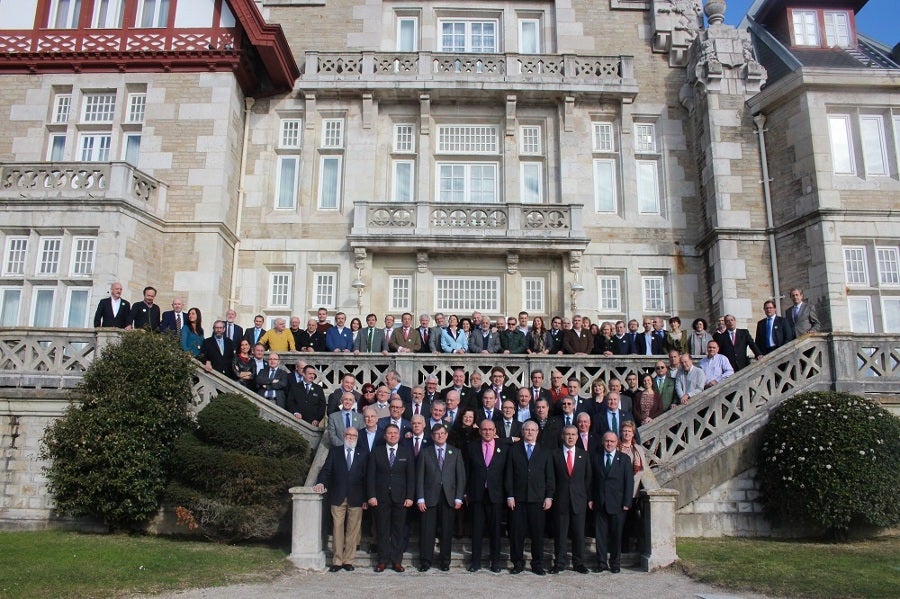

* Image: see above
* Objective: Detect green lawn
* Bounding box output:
[0,530,290,598]
[678,536,900,599]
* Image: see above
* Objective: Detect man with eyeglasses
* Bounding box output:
[653,361,677,411]
[548,370,567,413]
[483,367,517,406]
[500,315,528,354]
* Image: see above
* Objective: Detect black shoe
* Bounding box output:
[548,566,561,574]
[574,565,589,574]
[439,564,450,571]
[489,566,502,573]
[328,565,341,572]
[594,563,609,573]
[342,564,354,571]
[467,566,481,573]
[418,565,430,573]
[610,567,621,573]
[511,565,525,574]
[532,566,546,576]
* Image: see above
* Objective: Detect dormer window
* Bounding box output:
[791,10,819,46]
[790,8,855,49]
[823,11,851,48]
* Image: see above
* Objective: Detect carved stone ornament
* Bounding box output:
[569,250,582,274]
[417,251,428,273]
[506,252,519,275]
[652,0,704,67]
[354,248,367,270]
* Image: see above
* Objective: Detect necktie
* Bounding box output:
[565,415,571,427]
[566,449,574,475]
[767,317,774,346]
[176,314,182,331]
[730,330,735,345]
[581,433,588,449]
[448,410,454,422]
[423,329,428,344]
[345,412,351,429]
[533,388,539,401]
[269,368,275,380]
[403,328,409,341]
[611,412,618,434]
[227,323,233,338]
[389,447,395,467]
[526,444,533,460]
[414,437,420,456]
[485,409,492,421]
[368,327,374,349]
[346,447,353,470]
[414,403,420,416]
[437,447,444,469]
[306,383,311,393]
[605,452,612,472]
[657,377,664,389]
[217,338,224,355]
[794,305,800,319]
[504,421,511,437]
[483,442,492,467]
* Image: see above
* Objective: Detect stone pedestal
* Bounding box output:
[641,487,680,571]
[288,486,326,570]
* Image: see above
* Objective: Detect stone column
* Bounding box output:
[288,486,326,570]
[641,487,680,571]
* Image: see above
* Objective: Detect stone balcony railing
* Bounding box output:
[301,51,638,96]
[0,27,239,54]
[349,201,588,252]
[0,162,164,216]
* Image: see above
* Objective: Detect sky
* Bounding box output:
[724,0,897,47]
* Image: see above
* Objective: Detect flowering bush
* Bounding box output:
[757,391,900,539]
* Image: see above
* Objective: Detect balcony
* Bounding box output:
[348,201,588,253]
[0,162,165,217]
[0,27,239,54]
[301,51,638,98]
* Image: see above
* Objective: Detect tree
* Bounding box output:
[42,332,194,529]
[757,391,900,539]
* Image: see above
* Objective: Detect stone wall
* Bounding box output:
[676,467,770,537]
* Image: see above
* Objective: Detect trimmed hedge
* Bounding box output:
[757,391,900,539]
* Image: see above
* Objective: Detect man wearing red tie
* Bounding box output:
[388,312,422,353]
[550,426,592,574]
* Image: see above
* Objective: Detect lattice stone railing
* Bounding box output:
[0,162,161,206]
[0,28,240,54]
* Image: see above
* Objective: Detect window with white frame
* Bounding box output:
[859,115,888,176]
[137,0,170,28]
[823,11,851,47]
[518,19,540,54]
[279,118,302,149]
[843,246,868,286]
[847,296,873,333]
[31,287,56,327]
[519,126,541,155]
[437,125,498,154]
[122,133,141,165]
[389,276,412,311]
[48,0,81,28]
[4,237,28,276]
[92,0,125,28]
[81,93,116,123]
[437,163,498,203]
[0,288,21,326]
[394,124,415,153]
[318,156,342,210]
[520,162,543,204]
[882,298,900,332]
[439,20,498,53]
[593,122,615,152]
[65,287,91,327]
[269,272,292,307]
[37,237,62,276]
[52,94,71,124]
[126,93,146,123]
[593,159,617,213]
[392,160,415,202]
[876,247,899,286]
[522,277,544,313]
[435,276,499,313]
[636,160,661,214]
[641,275,666,313]
[792,9,819,46]
[322,119,344,149]
[634,123,657,153]
[70,237,96,276]
[396,16,418,52]
[828,114,855,175]
[48,134,66,161]
[597,274,622,312]
[313,272,337,308]
[275,156,299,209]
[78,134,111,162]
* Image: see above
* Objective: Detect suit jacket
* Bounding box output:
[785,302,820,335]
[496,418,523,446]
[160,310,186,335]
[403,400,431,422]
[401,434,431,459]
[563,329,593,354]
[593,409,641,444]
[654,375,677,411]
[316,443,368,506]
[416,443,466,507]
[500,329,528,354]
[552,446,592,514]
[466,439,508,503]
[591,450,634,513]
[634,332,664,355]
[714,328,762,371]
[468,329,501,354]
[367,444,415,504]
[354,326,388,353]
[504,440,555,503]
[376,416,412,438]
[575,431,602,455]
[93,297,130,328]
[415,326,435,353]
[327,388,362,415]
[198,336,235,377]
[255,366,289,408]
[243,326,267,347]
[547,329,565,354]
[388,327,422,352]
[327,410,364,446]
[128,301,161,332]
[441,385,478,411]
[755,315,794,354]
[295,329,325,352]
[537,418,562,449]
[325,326,354,352]
[224,322,243,347]
[286,380,327,424]
[480,383,518,407]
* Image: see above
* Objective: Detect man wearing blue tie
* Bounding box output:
[327,393,363,447]
[755,300,794,354]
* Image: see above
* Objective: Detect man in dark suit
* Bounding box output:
[242,314,266,347]
[354,313,388,354]
[286,364,327,426]
[401,415,431,460]
[223,309,243,347]
[415,423,465,572]
[327,374,361,415]
[755,300,794,355]
[515,387,537,423]
[356,407,383,458]
[714,314,763,371]
[128,286,161,332]
[93,282,130,328]
[377,398,412,438]
[415,313,434,354]
[575,412,600,455]
[314,427,368,571]
[526,369,553,407]
[385,370,412,404]
[159,297,187,335]
[404,385,431,421]
[550,425,592,574]
[611,320,634,355]
[505,420,554,575]
[591,431,634,573]
[366,424,414,572]
[198,320,235,377]
[784,287,820,335]
[533,398,557,450]
[562,315,593,355]
[255,352,288,409]
[475,388,504,429]
[484,368,518,406]
[634,317,664,355]
[497,400,523,446]
[465,419,508,572]
[440,369,477,411]
[593,392,640,444]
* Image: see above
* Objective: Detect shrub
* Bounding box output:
[41,332,195,530]
[166,393,310,542]
[757,391,900,539]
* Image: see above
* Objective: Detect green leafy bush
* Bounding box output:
[41,332,194,529]
[757,391,900,539]
[166,393,310,542]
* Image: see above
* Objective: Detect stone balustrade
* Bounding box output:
[0,28,239,54]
